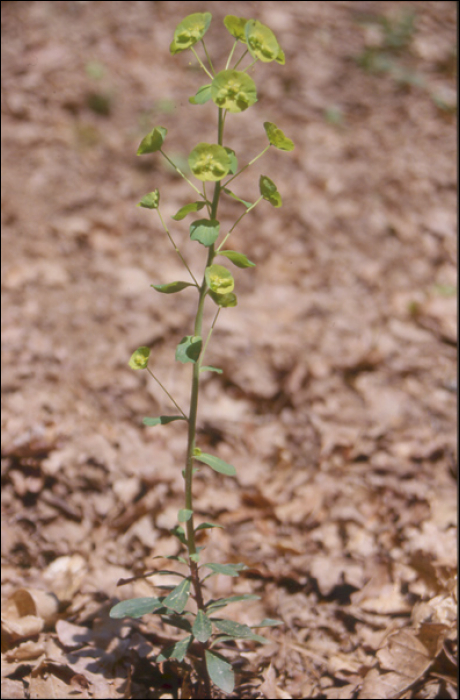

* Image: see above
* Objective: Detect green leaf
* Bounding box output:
[175,335,202,364]
[208,290,238,308]
[143,416,187,427]
[245,20,281,63]
[224,15,248,43]
[200,365,223,374]
[194,452,236,476]
[259,175,282,207]
[206,594,260,612]
[205,264,234,295]
[128,346,150,370]
[190,219,220,247]
[224,147,238,174]
[109,597,164,619]
[218,250,255,268]
[189,143,231,182]
[170,525,187,545]
[211,70,257,113]
[157,635,192,662]
[189,84,212,105]
[205,650,235,694]
[172,201,206,220]
[137,126,167,155]
[204,562,247,577]
[193,610,213,643]
[222,187,253,208]
[195,522,224,531]
[178,508,193,522]
[151,281,196,294]
[138,190,160,208]
[276,47,286,65]
[161,614,193,633]
[170,12,212,54]
[212,618,258,639]
[162,578,191,613]
[263,121,294,151]
[253,618,283,627]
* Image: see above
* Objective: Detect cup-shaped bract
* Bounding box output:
[129,346,150,370]
[263,122,294,151]
[138,190,160,209]
[211,70,257,113]
[170,12,212,54]
[223,15,248,43]
[259,175,282,207]
[188,143,231,181]
[245,20,282,63]
[205,265,235,295]
[137,127,167,155]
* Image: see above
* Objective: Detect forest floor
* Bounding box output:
[1,2,457,698]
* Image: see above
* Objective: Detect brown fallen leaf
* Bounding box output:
[359,624,451,699]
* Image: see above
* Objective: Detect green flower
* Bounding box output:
[170,12,212,54]
[211,70,257,113]
[245,20,281,63]
[188,143,231,181]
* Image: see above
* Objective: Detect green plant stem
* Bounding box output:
[191,45,213,79]
[200,39,215,76]
[223,145,271,189]
[183,108,224,613]
[233,48,249,70]
[159,149,207,200]
[146,367,188,419]
[156,208,199,285]
[216,196,263,251]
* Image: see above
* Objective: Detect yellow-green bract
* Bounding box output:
[211,70,257,113]
[188,143,231,181]
[170,12,212,54]
[129,346,150,370]
[205,265,234,295]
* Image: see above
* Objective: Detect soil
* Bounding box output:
[1,2,457,699]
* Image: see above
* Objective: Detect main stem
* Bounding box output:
[184,109,224,612]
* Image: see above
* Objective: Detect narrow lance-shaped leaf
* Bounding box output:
[204,562,248,577]
[109,597,164,619]
[218,250,256,268]
[162,577,191,613]
[143,416,187,427]
[193,610,213,643]
[205,650,235,694]
[137,126,167,155]
[172,201,206,220]
[128,346,150,370]
[212,618,260,639]
[151,281,196,294]
[157,635,192,662]
[194,451,236,476]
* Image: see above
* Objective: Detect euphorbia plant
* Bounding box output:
[110,12,294,697]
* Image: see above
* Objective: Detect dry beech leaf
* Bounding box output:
[359,624,451,699]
